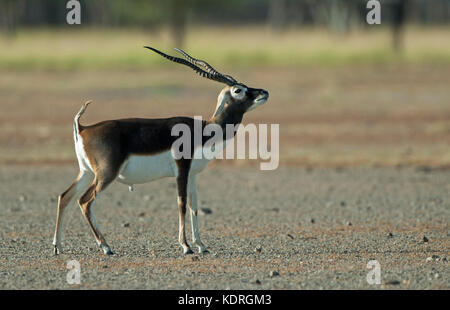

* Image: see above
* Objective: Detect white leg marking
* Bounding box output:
[53,171,94,253]
[178,196,192,254]
[188,176,207,253]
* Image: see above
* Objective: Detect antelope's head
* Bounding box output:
[144,46,269,117]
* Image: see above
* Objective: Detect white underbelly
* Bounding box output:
[117,152,177,185]
[116,150,212,185]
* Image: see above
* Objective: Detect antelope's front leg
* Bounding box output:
[188,176,208,253]
[176,168,193,255]
[177,196,193,255]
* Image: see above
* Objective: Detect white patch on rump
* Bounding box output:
[74,135,94,172]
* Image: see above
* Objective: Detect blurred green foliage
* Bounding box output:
[1,0,450,69]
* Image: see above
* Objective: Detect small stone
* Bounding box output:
[255,246,262,253]
[387,232,394,238]
[425,257,432,262]
[286,234,294,240]
[19,195,27,202]
[122,223,130,228]
[191,256,200,262]
[254,279,261,285]
[200,208,212,215]
[138,212,145,217]
[434,273,440,279]
[422,236,429,242]
[385,280,401,285]
[347,221,353,226]
[310,218,315,224]
[340,201,346,207]
[417,166,432,173]
[102,265,109,269]
[270,270,279,277]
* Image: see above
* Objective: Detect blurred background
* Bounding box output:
[0,0,449,168]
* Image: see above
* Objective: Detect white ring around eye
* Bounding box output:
[231,86,246,100]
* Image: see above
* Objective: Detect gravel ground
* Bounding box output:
[0,164,448,290]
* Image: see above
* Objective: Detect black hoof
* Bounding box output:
[101,245,114,255]
[183,248,194,255]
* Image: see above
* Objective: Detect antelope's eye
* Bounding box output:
[234,89,241,94]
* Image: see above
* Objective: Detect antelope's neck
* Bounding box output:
[208,105,244,132]
[209,91,244,131]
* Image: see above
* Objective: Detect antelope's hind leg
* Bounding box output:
[53,170,94,255]
[78,170,117,255]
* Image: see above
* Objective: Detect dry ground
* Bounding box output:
[0,165,448,289]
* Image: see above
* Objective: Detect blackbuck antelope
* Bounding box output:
[52,46,269,255]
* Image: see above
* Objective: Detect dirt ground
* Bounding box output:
[0,164,448,289]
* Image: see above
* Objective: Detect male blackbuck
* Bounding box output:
[52,47,269,255]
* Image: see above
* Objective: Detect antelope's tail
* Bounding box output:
[74,100,92,142]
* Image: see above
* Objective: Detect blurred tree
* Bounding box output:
[188,0,263,25]
[268,0,288,31]
[304,0,363,33]
[168,0,187,47]
[86,0,110,26]
[329,0,350,33]
[0,0,25,36]
[391,0,408,53]
[107,0,166,28]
